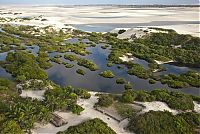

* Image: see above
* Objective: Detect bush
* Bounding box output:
[64,54,77,61]
[4,51,48,80]
[107,61,113,67]
[124,82,132,90]
[69,104,84,115]
[121,89,136,103]
[96,95,113,107]
[151,89,194,111]
[149,79,156,84]
[57,118,116,134]
[116,78,125,84]
[76,69,86,75]
[114,102,136,118]
[128,111,195,134]
[135,90,156,102]
[99,70,115,78]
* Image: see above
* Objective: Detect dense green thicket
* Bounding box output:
[128,63,151,79]
[64,54,98,71]
[3,51,48,81]
[76,69,86,75]
[0,77,15,90]
[160,71,200,88]
[1,97,51,132]
[36,52,52,69]
[124,82,133,90]
[0,115,24,134]
[114,102,136,118]
[116,78,125,84]
[57,118,116,134]
[121,89,195,111]
[99,70,115,78]
[95,94,114,107]
[128,111,200,134]
[0,80,90,133]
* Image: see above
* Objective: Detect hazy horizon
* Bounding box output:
[0,0,199,5]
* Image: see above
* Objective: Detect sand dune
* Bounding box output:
[0,6,199,36]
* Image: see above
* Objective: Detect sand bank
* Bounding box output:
[0,6,199,36]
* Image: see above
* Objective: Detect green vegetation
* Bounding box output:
[77,58,98,71]
[99,70,115,78]
[3,51,48,81]
[160,71,200,88]
[101,44,109,49]
[0,78,91,133]
[57,118,116,134]
[0,77,16,90]
[64,54,98,71]
[76,69,86,75]
[121,89,136,103]
[114,102,136,118]
[95,94,114,107]
[69,104,84,115]
[124,82,132,90]
[50,57,62,64]
[128,111,200,134]
[62,62,74,68]
[128,63,151,79]
[121,89,195,111]
[64,54,78,61]
[37,52,52,69]
[0,119,24,134]
[107,61,113,67]
[149,79,156,84]
[151,89,194,110]
[102,30,200,88]
[116,78,125,84]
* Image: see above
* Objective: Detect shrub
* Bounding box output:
[57,118,116,134]
[99,70,115,78]
[69,104,84,115]
[116,78,125,84]
[124,82,132,90]
[76,69,86,75]
[121,89,136,103]
[128,111,194,134]
[96,95,113,107]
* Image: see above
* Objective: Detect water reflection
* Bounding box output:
[0,37,199,95]
[46,42,200,95]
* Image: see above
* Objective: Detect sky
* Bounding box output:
[0,0,199,5]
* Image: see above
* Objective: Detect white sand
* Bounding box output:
[194,101,200,114]
[136,101,179,115]
[119,55,134,62]
[0,6,199,36]
[112,27,169,39]
[20,90,45,100]
[154,60,174,65]
[32,92,132,134]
